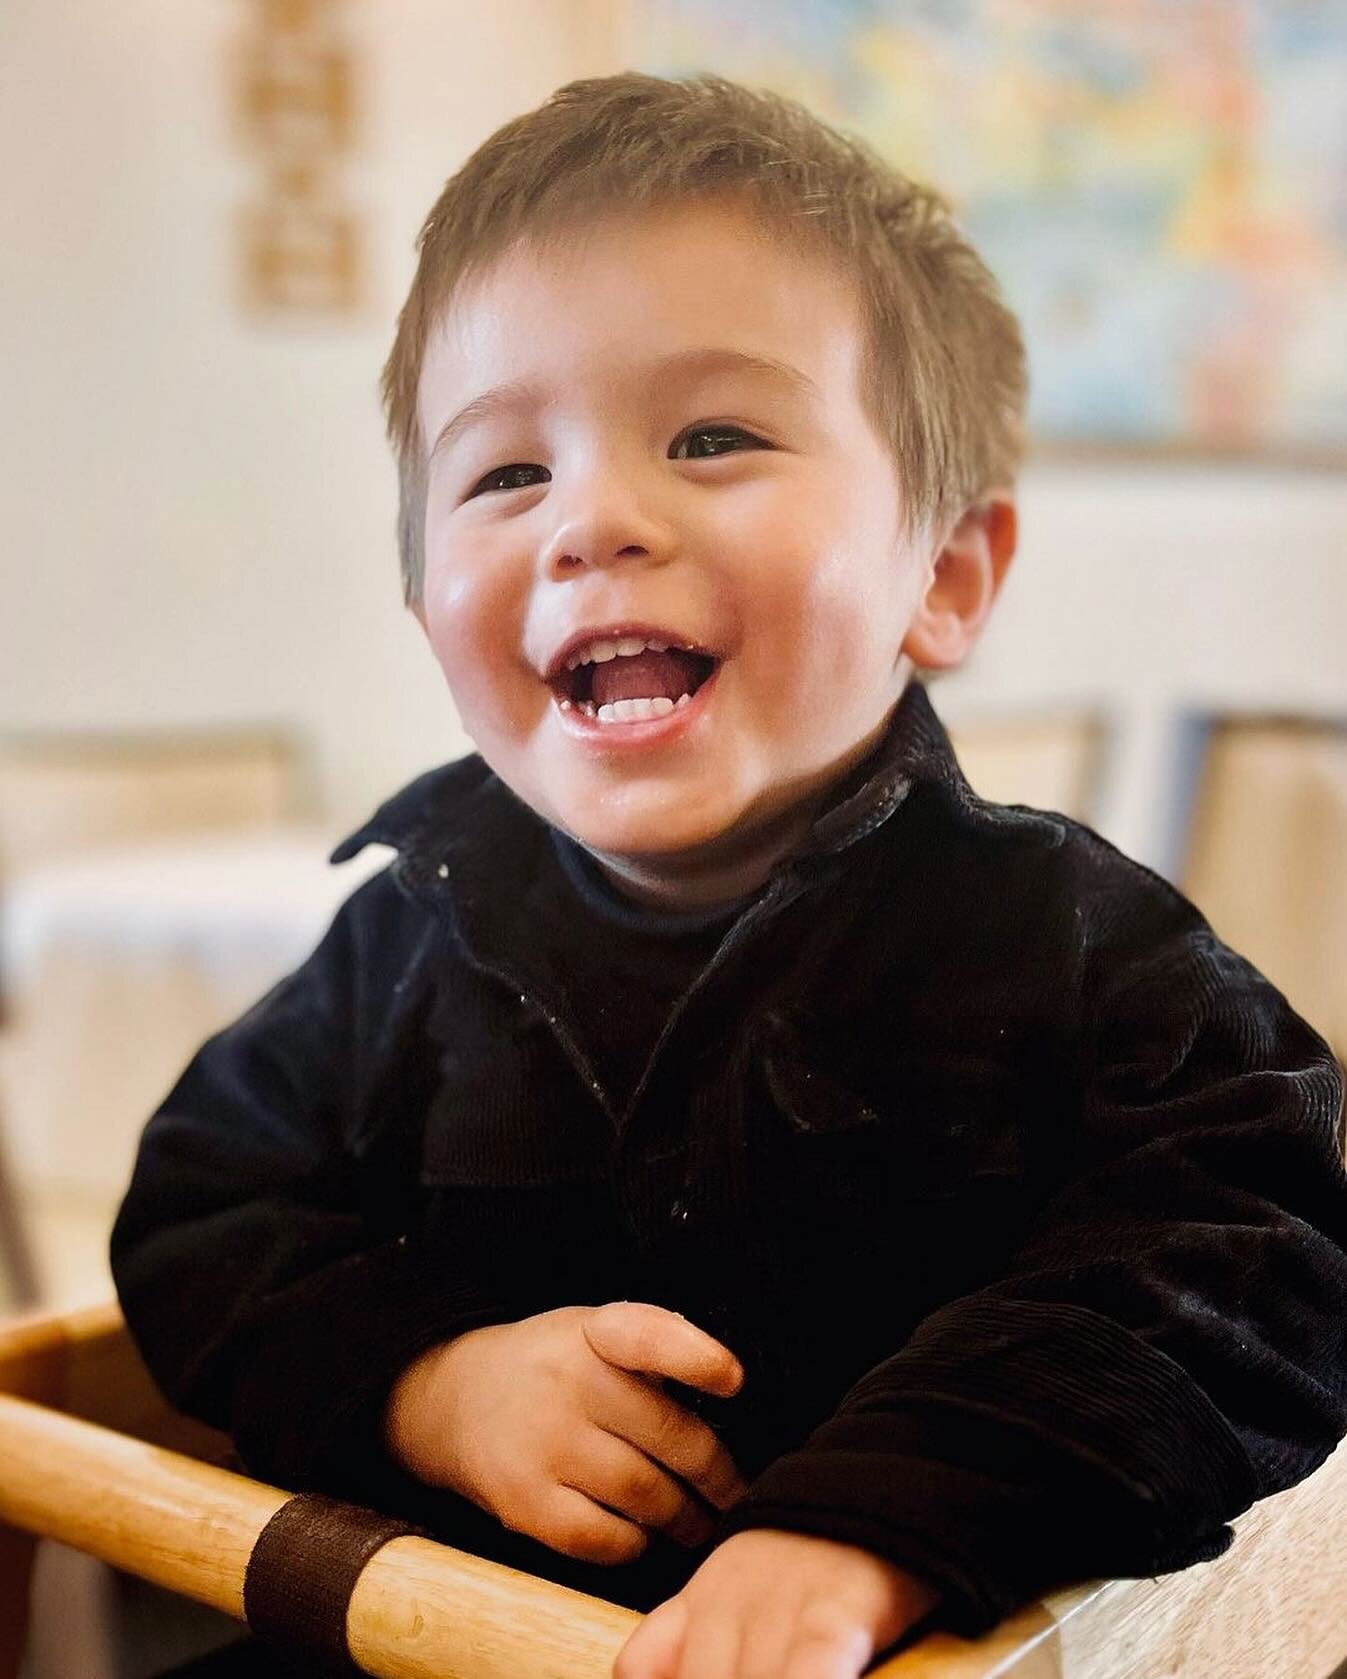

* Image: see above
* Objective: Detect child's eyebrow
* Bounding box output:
[429,347,820,461]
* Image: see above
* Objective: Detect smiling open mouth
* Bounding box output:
[552,635,719,724]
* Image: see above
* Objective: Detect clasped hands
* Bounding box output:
[384,1299,938,1679]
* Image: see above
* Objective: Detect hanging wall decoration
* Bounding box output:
[233,0,364,316]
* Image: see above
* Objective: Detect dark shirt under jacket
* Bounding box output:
[110,682,1347,1638]
[543,826,752,1118]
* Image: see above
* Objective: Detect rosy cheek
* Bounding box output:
[803,553,887,682]
[421,572,474,669]
[761,556,855,697]
[424,568,539,732]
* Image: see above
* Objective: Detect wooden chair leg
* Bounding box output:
[0,1522,38,1679]
[0,1114,41,1309]
[23,1541,120,1679]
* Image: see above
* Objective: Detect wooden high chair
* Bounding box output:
[2,1303,1346,1679]
[1177,712,1347,1066]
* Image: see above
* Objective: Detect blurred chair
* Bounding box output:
[947,707,1110,825]
[0,726,303,878]
[1176,713,1347,1067]
[0,1089,38,1310]
[0,727,314,1310]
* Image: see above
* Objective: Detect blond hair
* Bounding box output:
[382,71,1027,606]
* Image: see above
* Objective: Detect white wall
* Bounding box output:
[2,2,1344,869]
[946,461,1347,862]
[0,0,620,825]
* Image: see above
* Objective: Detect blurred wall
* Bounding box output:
[2,1,1343,867]
[0,0,619,825]
[956,460,1345,863]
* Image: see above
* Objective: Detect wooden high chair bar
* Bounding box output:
[1,1304,1345,1679]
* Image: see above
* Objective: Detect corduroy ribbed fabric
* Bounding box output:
[111,682,1347,1638]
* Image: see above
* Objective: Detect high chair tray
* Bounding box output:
[1,1302,1344,1678]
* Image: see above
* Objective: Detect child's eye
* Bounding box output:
[465,426,763,498]
[468,463,550,498]
[670,425,763,460]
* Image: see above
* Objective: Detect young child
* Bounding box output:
[112,71,1347,1679]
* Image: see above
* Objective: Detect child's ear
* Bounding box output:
[900,492,1017,672]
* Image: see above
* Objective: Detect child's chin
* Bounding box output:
[566,817,727,863]
[558,794,745,866]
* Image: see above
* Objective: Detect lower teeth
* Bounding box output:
[570,693,693,723]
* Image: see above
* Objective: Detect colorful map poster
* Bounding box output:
[629,0,1347,459]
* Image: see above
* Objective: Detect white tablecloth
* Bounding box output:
[0,826,392,1197]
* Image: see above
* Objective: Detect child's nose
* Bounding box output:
[543,535,654,577]
[538,489,676,579]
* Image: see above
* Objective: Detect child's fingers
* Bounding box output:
[564,1427,718,1549]
[539,1483,651,1565]
[612,1594,687,1679]
[583,1300,745,1397]
[584,1361,750,1511]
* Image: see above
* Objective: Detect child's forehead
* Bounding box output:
[448,195,848,325]
[416,224,868,461]
[423,199,861,404]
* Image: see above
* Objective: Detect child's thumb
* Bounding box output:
[583,1300,745,1395]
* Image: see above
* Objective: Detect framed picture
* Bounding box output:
[625,0,1347,465]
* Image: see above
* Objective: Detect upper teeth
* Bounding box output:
[565,634,673,671]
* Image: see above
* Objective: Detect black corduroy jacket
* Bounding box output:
[110,682,1347,1638]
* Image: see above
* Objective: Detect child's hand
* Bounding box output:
[382,1300,749,1559]
[613,1529,939,1679]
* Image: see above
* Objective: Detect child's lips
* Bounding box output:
[552,663,721,751]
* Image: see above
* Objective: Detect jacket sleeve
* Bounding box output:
[715,841,1347,1637]
[109,865,521,1501]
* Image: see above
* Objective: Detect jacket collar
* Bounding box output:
[330,681,1061,872]
[330,684,1063,1128]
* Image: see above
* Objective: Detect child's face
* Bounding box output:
[413,198,948,905]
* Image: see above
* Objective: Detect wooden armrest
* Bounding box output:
[0,1299,231,1460]
[1,1303,1345,1677]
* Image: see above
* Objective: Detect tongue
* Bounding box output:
[590,648,705,706]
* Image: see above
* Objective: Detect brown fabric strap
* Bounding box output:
[243,1492,425,1673]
